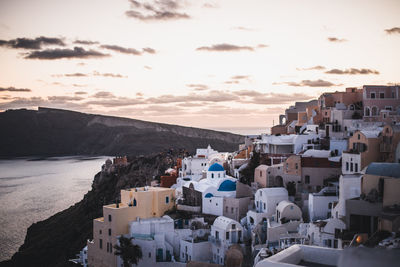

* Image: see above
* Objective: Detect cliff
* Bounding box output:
[0,107,244,157]
[1,152,178,267]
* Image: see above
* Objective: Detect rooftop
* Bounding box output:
[365,163,400,178]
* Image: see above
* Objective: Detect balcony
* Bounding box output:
[380,143,392,153]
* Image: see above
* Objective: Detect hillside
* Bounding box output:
[0,107,244,157]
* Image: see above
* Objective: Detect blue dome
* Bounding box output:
[218,180,236,191]
[204,193,214,198]
[208,163,224,172]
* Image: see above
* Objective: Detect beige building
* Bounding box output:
[87,186,175,267]
[254,164,284,188]
[342,130,381,175]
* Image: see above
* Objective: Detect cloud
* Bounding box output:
[126,0,190,21]
[203,3,218,8]
[65,73,88,77]
[25,47,109,60]
[0,36,65,50]
[53,71,127,78]
[93,71,127,78]
[231,75,250,80]
[327,37,347,42]
[142,47,156,54]
[196,43,256,52]
[47,96,84,101]
[73,40,99,45]
[296,65,326,71]
[278,79,340,87]
[186,84,209,91]
[385,27,400,34]
[232,26,255,31]
[92,91,116,98]
[72,84,87,87]
[74,91,87,95]
[325,68,379,75]
[100,44,142,55]
[0,86,31,92]
[144,65,152,70]
[224,81,239,84]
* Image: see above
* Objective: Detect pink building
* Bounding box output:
[363,85,400,122]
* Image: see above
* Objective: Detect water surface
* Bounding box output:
[0,156,109,261]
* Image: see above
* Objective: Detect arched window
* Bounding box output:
[365,107,370,116]
[211,173,214,178]
[371,106,378,116]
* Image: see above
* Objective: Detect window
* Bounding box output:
[215,231,219,240]
[211,173,214,178]
[358,134,360,140]
[355,163,358,172]
[99,239,103,249]
[346,162,349,171]
[225,206,228,213]
[385,106,393,111]
[263,203,266,210]
[256,201,259,208]
[350,163,353,172]
[371,92,376,99]
[149,252,151,258]
[380,92,385,99]
[133,198,137,206]
[99,230,102,234]
[107,242,109,252]
[226,232,230,240]
[305,175,310,184]
[108,228,111,236]
[365,107,370,116]
[295,163,298,170]
[260,170,262,176]
[108,214,112,222]
[110,243,112,253]
[166,196,169,204]
[231,207,234,213]
[232,224,236,229]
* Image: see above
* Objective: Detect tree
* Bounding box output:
[114,236,143,267]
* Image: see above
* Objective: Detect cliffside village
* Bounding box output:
[73,85,400,267]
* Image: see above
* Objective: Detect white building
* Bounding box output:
[299,218,346,248]
[266,200,303,246]
[182,163,237,216]
[254,188,289,217]
[124,216,177,266]
[331,174,362,220]
[180,238,211,263]
[245,188,289,234]
[210,216,244,265]
[259,133,320,154]
[308,187,338,222]
[180,145,219,181]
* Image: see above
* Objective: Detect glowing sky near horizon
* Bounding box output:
[0,0,400,129]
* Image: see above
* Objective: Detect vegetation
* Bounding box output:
[114,236,142,267]
[240,152,260,185]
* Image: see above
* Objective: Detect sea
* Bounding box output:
[209,127,270,136]
[0,156,109,262]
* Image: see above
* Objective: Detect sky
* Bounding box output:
[0,0,400,130]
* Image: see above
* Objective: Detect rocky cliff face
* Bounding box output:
[1,152,178,267]
[0,107,244,157]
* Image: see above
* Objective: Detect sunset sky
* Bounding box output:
[1,0,400,130]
